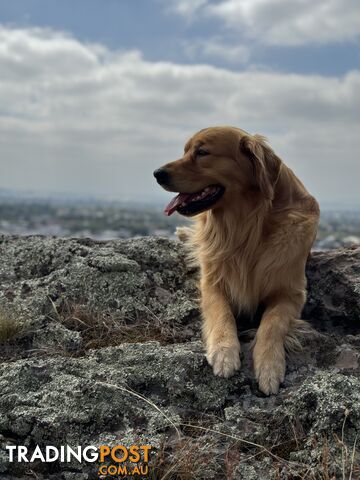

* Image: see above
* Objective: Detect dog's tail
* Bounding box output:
[284,318,322,353]
[175,226,194,243]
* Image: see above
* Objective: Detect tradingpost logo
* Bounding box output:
[6,444,153,477]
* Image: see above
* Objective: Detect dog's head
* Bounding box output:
[154,126,282,217]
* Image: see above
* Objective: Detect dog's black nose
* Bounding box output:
[153,168,170,185]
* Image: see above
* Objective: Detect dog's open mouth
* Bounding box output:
[164,185,225,216]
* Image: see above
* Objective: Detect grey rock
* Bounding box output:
[0,236,359,479]
[304,246,360,334]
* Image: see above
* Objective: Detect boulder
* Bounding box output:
[0,235,359,479]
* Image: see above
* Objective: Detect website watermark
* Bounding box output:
[6,444,153,477]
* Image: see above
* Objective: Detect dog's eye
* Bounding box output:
[196,148,209,157]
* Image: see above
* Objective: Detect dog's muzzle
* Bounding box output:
[153,168,170,186]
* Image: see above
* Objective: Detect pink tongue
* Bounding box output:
[164,193,194,216]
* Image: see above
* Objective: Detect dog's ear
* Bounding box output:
[239,134,281,200]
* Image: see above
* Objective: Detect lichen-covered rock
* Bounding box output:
[305,246,360,334]
[0,235,200,353]
[0,236,359,479]
[285,373,360,476]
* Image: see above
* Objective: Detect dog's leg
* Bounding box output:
[201,281,241,378]
[253,293,304,395]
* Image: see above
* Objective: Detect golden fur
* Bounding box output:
[157,126,319,394]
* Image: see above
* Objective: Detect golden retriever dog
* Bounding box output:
[154,126,319,395]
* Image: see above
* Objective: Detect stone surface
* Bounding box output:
[0,235,359,479]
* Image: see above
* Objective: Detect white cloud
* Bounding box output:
[0,26,359,203]
[184,37,249,64]
[169,0,360,46]
[165,0,208,18]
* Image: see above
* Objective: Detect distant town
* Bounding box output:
[0,191,359,250]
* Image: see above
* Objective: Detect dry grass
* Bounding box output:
[53,301,176,354]
[149,435,223,480]
[143,409,360,480]
[334,408,360,480]
[146,428,360,480]
[0,308,25,360]
[0,309,23,344]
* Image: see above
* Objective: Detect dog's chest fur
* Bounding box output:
[194,208,313,315]
[212,247,271,314]
[222,257,259,313]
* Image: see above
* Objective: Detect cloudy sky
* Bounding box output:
[0,0,359,205]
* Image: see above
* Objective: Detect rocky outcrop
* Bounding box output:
[0,235,359,479]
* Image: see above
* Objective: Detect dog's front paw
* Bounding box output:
[206,343,241,378]
[253,344,285,395]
